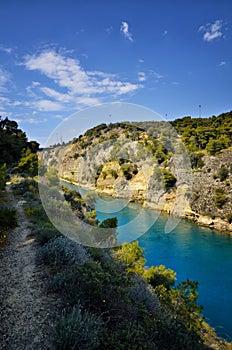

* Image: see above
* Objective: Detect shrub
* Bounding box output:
[0,164,7,191]
[214,188,227,209]
[218,165,228,181]
[0,206,17,231]
[190,153,204,169]
[34,225,61,245]
[11,178,38,195]
[99,217,117,228]
[55,302,103,350]
[161,169,177,190]
[36,236,90,267]
[226,213,232,224]
[143,264,176,289]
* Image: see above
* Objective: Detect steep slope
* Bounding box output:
[41,118,232,233]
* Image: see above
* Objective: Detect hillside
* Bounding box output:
[42,112,232,233]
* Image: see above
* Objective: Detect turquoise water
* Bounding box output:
[62,183,232,340]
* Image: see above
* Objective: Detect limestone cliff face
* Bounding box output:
[185,150,232,232]
[41,127,232,233]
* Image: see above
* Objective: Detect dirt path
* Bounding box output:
[0,186,61,350]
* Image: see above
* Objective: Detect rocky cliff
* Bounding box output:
[40,122,232,233]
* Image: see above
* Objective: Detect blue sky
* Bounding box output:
[0,0,232,145]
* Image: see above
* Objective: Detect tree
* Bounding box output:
[15,150,38,177]
[161,169,176,190]
[116,241,146,274]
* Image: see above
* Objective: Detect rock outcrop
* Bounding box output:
[40,124,232,234]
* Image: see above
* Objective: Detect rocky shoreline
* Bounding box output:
[60,177,232,236]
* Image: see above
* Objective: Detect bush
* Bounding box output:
[161,169,177,190]
[99,217,117,228]
[190,153,204,169]
[0,206,17,231]
[0,164,7,191]
[218,165,228,181]
[226,213,232,224]
[11,178,38,195]
[214,188,227,209]
[143,264,176,289]
[55,302,103,350]
[36,236,90,267]
[33,225,61,245]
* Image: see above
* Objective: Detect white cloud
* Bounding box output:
[0,46,13,54]
[0,67,11,92]
[138,72,146,82]
[23,49,141,109]
[34,99,63,112]
[199,20,224,42]
[163,30,168,36]
[120,21,133,42]
[149,70,163,80]
[219,61,226,66]
[106,26,113,33]
[138,59,144,63]
[41,87,72,103]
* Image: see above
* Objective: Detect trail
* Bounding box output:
[0,186,61,349]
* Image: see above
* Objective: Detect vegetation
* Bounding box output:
[170,111,232,154]
[218,165,229,182]
[0,207,17,238]
[0,116,39,167]
[214,188,227,209]
[12,173,215,349]
[1,114,232,349]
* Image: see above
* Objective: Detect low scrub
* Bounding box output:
[36,236,90,268]
[55,302,103,350]
[0,206,17,231]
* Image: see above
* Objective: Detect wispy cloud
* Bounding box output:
[33,99,63,112]
[219,61,226,66]
[0,45,13,54]
[199,20,224,42]
[163,30,168,36]
[106,26,113,34]
[138,72,146,82]
[120,21,133,42]
[22,49,141,111]
[0,67,11,92]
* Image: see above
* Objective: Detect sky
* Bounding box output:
[0,0,232,145]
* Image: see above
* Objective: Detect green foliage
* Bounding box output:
[99,217,118,228]
[143,264,176,289]
[226,213,232,224]
[55,302,103,350]
[33,224,61,245]
[36,236,90,267]
[121,162,138,180]
[11,178,38,195]
[218,165,229,181]
[171,111,232,154]
[46,167,59,187]
[0,164,7,191]
[116,241,146,274]
[161,169,177,190]
[0,206,17,231]
[15,150,38,176]
[0,116,39,167]
[190,153,204,169]
[214,188,227,208]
